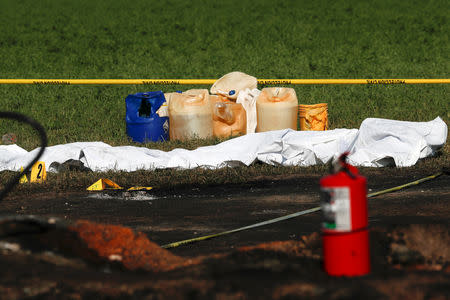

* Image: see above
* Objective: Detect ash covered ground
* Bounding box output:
[0,171,448,299]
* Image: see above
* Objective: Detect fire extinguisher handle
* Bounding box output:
[339,152,353,167]
[332,152,357,179]
[344,168,357,179]
[331,152,356,179]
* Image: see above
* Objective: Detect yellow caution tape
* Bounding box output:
[161,172,444,249]
[0,79,449,85]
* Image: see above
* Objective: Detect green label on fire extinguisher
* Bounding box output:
[321,187,351,231]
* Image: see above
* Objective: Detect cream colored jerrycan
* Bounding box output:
[256,87,298,132]
[210,95,247,138]
[168,89,213,141]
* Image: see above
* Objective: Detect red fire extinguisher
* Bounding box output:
[320,152,370,276]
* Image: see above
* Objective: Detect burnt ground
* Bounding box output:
[0,170,449,299]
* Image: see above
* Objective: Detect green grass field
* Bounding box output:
[0,0,448,191]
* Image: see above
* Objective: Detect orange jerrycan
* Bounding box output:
[256,87,298,132]
[210,95,247,138]
[298,103,328,131]
[169,89,213,141]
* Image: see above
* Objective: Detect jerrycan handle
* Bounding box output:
[138,96,152,118]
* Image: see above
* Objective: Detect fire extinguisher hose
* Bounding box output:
[161,170,447,249]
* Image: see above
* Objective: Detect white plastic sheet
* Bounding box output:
[0,117,446,172]
[347,117,448,167]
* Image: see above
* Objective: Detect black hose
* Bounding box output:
[0,112,47,201]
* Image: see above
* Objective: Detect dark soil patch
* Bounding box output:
[0,171,448,299]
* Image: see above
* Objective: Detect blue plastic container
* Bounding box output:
[125,91,169,143]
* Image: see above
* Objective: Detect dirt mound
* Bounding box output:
[238,232,321,259]
[69,220,186,272]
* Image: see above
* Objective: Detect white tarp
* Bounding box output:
[0,117,447,172]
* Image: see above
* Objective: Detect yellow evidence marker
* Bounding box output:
[87,179,123,191]
[19,166,28,183]
[30,161,47,183]
[127,186,153,191]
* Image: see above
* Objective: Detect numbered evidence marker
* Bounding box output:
[30,161,47,183]
[19,166,28,183]
[87,179,122,191]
